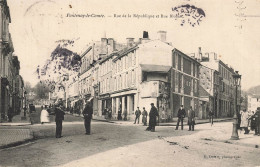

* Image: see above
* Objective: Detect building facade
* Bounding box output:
[171,49,200,118]
[195,48,241,118]
[247,95,260,112]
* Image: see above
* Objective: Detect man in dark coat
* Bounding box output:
[187,106,195,131]
[7,106,13,122]
[134,107,141,124]
[83,102,93,135]
[147,103,159,132]
[209,109,214,126]
[176,105,186,130]
[53,104,65,138]
[254,107,260,136]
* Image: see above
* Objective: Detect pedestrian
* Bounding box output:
[123,109,127,121]
[7,106,13,122]
[118,108,122,120]
[134,107,141,124]
[209,109,214,126]
[237,110,242,130]
[146,103,159,132]
[83,102,93,135]
[175,105,186,130]
[108,108,112,120]
[142,107,148,126]
[53,103,65,138]
[249,111,256,131]
[187,106,195,131]
[23,106,27,117]
[40,105,50,124]
[254,107,260,136]
[240,109,250,134]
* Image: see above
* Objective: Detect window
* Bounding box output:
[125,55,128,69]
[129,71,132,87]
[114,77,117,91]
[125,73,128,88]
[175,54,178,69]
[194,80,197,93]
[129,53,132,67]
[175,71,179,91]
[132,69,136,85]
[133,52,136,65]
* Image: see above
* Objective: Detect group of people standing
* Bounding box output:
[175,105,195,131]
[133,103,158,132]
[133,104,196,132]
[239,108,260,136]
[40,101,93,138]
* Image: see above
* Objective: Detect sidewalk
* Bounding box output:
[0,128,34,149]
[0,112,31,126]
[0,112,34,149]
[97,117,233,126]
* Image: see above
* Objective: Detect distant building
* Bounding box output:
[247,95,260,112]
[193,47,241,118]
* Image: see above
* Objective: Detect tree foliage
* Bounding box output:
[33,82,50,99]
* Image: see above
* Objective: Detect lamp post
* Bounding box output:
[230,71,241,140]
[24,91,27,117]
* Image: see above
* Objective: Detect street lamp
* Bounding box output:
[24,91,27,117]
[230,71,241,140]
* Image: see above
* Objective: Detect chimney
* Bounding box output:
[107,38,115,54]
[157,31,167,42]
[126,38,135,47]
[143,31,149,38]
[100,38,108,55]
[198,47,202,61]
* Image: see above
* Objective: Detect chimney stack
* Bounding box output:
[198,47,202,61]
[157,31,167,42]
[126,38,135,47]
[107,38,115,54]
[143,31,149,38]
[100,38,108,55]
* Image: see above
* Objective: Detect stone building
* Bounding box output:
[0,0,15,121]
[247,95,260,112]
[194,48,241,118]
[171,49,200,118]
[198,65,219,119]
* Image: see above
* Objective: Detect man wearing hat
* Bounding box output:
[53,103,65,138]
[176,105,186,130]
[83,102,93,135]
[147,103,159,132]
[254,107,260,136]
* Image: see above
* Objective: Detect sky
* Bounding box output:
[7,0,260,90]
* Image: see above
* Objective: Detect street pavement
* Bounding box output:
[0,108,259,167]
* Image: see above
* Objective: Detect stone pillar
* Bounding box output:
[122,96,125,113]
[127,95,131,115]
[98,100,102,116]
[116,97,119,114]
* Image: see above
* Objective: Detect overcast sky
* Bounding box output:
[8,0,260,90]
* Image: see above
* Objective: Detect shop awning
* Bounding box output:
[140,64,171,73]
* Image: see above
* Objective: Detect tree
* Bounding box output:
[33,82,50,99]
[24,82,32,93]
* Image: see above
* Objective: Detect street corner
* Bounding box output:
[0,128,34,150]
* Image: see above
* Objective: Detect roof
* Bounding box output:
[113,45,138,62]
[173,48,201,65]
[140,64,171,73]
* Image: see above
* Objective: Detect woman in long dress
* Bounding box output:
[41,106,50,124]
[240,109,250,134]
